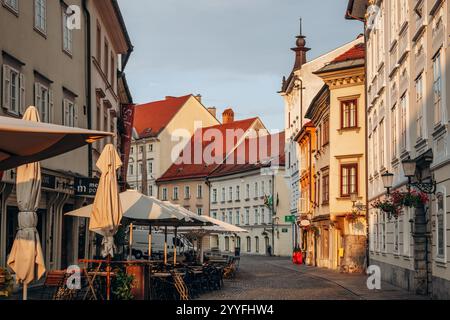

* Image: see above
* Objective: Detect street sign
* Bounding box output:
[74,178,99,197]
[284,215,296,223]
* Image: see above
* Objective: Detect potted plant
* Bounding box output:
[372,198,402,220]
[112,269,135,300]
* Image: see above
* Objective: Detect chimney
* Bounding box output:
[222,108,235,124]
[195,94,202,103]
[207,107,217,118]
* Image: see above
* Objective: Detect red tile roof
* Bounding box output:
[157,118,259,182]
[210,132,286,178]
[331,43,365,63]
[133,95,192,138]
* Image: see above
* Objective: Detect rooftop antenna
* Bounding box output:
[299,17,303,36]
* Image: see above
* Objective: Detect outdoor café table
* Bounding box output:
[150,272,174,300]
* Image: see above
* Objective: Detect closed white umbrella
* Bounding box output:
[90,144,123,258]
[7,107,46,300]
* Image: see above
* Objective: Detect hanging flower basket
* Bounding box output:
[372,199,401,220]
[391,190,429,208]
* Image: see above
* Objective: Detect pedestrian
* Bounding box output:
[267,245,272,257]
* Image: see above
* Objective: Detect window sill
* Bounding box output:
[338,127,361,134]
[63,49,73,59]
[34,27,47,39]
[2,4,18,17]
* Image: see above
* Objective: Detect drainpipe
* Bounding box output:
[83,0,93,177]
[363,25,370,270]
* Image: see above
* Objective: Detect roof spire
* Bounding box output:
[291,18,310,72]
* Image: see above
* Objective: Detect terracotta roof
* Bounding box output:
[331,43,365,63]
[133,95,192,138]
[209,132,286,178]
[157,118,259,182]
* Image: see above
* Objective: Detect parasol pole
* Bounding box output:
[148,226,152,261]
[129,223,134,260]
[174,227,178,265]
[199,235,204,264]
[106,254,111,300]
[23,283,27,300]
[164,226,168,265]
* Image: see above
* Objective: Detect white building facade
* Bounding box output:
[364,0,450,299]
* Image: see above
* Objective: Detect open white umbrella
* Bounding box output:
[6,107,46,300]
[0,114,112,171]
[177,215,248,264]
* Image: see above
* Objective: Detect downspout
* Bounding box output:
[363,24,370,270]
[83,0,93,177]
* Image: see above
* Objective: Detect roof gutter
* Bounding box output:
[111,0,134,71]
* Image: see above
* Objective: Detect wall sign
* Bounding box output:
[74,178,99,197]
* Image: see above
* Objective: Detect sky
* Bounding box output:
[118,0,363,131]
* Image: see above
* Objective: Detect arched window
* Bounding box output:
[255,236,259,253]
[225,236,230,252]
[246,237,251,253]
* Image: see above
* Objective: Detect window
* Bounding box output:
[254,182,258,198]
[228,211,233,225]
[96,24,101,62]
[147,160,153,174]
[374,212,379,252]
[212,211,217,220]
[225,237,230,252]
[148,144,153,152]
[149,185,153,197]
[104,39,109,78]
[400,94,407,151]
[62,8,73,54]
[381,212,387,252]
[173,187,179,200]
[322,174,329,204]
[236,186,240,201]
[221,212,225,222]
[128,164,134,176]
[245,209,250,225]
[246,184,250,199]
[433,52,442,125]
[228,187,233,201]
[391,105,397,159]
[110,53,115,85]
[34,83,52,123]
[416,75,424,139]
[373,127,378,171]
[197,207,203,216]
[34,0,47,34]
[394,217,400,253]
[235,211,240,225]
[162,188,168,201]
[212,188,217,203]
[341,100,358,129]
[2,65,25,115]
[63,99,76,127]
[323,117,330,145]
[197,185,202,199]
[139,146,143,154]
[436,192,446,259]
[221,188,226,202]
[4,0,18,13]
[184,186,190,199]
[255,237,260,253]
[246,237,251,252]
[261,208,266,224]
[341,164,358,197]
[379,120,385,168]
[254,208,259,225]
[403,208,411,256]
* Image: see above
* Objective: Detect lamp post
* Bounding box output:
[381,171,394,195]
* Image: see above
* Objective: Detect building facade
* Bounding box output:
[302,43,367,272]
[127,95,219,197]
[0,0,133,270]
[208,132,291,257]
[356,0,450,298]
[280,28,364,248]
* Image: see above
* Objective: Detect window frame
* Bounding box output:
[340,163,358,197]
[34,0,47,35]
[62,6,73,55]
[433,51,443,126]
[340,99,358,129]
[3,0,19,14]
[322,174,330,205]
[436,190,447,261]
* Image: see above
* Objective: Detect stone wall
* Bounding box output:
[341,235,366,273]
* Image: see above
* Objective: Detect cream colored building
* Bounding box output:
[208,132,291,257]
[0,0,133,269]
[348,0,450,298]
[280,28,364,247]
[127,95,219,197]
[303,42,367,272]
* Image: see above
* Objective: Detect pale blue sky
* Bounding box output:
[118,0,362,130]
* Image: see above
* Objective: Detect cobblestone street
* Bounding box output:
[199,256,427,300]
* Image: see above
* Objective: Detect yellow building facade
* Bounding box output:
[302,43,367,273]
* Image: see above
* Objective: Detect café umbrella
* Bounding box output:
[6,107,46,300]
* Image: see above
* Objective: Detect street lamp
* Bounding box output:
[401,159,417,178]
[381,171,394,195]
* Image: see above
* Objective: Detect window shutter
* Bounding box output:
[74,103,79,127]
[34,83,41,111]
[19,73,26,114]
[48,89,54,123]
[63,99,68,125]
[2,65,11,111]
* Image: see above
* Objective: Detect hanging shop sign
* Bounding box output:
[74,178,99,197]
